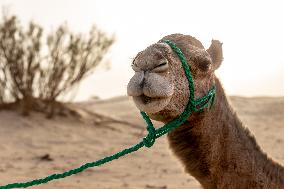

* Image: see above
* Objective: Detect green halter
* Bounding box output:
[141,39,216,147]
[0,40,216,189]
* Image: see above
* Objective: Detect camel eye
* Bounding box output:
[157,62,167,67]
[153,61,169,72]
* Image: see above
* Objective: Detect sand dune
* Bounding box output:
[0,96,283,189]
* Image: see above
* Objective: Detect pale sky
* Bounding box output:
[1,0,284,100]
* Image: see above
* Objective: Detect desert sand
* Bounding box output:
[0,96,283,189]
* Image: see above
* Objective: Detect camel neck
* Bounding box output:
[167,77,284,189]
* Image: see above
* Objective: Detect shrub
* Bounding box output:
[0,15,114,117]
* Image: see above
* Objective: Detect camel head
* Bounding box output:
[127,34,223,122]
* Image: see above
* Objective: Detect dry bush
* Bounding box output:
[0,15,114,118]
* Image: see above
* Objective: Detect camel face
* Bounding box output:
[128,34,223,122]
[127,43,175,114]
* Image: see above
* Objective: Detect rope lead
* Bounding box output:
[0,40,216,189]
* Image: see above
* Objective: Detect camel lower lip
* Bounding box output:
[132,95,171,114]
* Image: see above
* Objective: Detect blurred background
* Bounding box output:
[0,1,283,189]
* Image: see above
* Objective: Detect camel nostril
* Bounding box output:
[138,71,145,87]
[139,77,145,88]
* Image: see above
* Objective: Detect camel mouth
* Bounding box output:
[132,94,172,113]
[139,94,163,104]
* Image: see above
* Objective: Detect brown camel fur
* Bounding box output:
[127,34,284,189]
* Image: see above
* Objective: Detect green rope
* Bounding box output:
[0,40,216,189]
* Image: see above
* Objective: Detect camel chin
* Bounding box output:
[132,95,172,114]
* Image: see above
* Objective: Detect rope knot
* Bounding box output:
[143,126,156,148]
[140,111,157,148]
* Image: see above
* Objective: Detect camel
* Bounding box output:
[127,34,284,189]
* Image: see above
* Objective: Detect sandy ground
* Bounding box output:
[0,96,283,189]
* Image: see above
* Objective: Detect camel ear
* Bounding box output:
[206,40,223,70]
